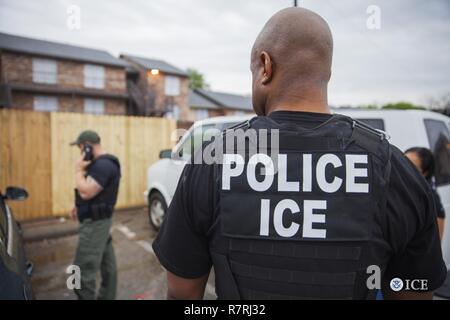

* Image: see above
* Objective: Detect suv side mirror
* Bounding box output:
[159,149,172,159]
[4,187,28,201]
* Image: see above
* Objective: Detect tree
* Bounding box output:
[381,101,425,110]
[426,92,450,110]
[187,68,210,90]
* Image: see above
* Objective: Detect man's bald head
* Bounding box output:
[250,7,333,115]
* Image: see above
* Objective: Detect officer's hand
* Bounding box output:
[71,207,77,221]
[75,154,91,173]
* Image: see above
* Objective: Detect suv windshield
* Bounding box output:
[179,124,220,160]
[178,121,242,160]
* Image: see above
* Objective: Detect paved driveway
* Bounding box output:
[23,207,216,300]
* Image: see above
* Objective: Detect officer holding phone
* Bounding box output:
[70,130,121,300]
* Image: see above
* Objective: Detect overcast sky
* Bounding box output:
[0,0,449,107]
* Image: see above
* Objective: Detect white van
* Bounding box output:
[145,109,450,267]
[338,110,450,267]
[145,115,253,229]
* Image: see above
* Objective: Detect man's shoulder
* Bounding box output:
[89,155,120,175]
[388,144,432,206]
[389,145,419,176]
[100,153,119,162]
[96,154,120,166]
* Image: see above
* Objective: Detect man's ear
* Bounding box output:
[260,51,273,85]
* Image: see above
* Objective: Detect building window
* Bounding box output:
[84,98,104,115]
[84,64,105,89]
[32,58,57,84]
[165,105,180,120]
[33,96,58,112]
[165,76,180,96]
[234,111,246,117]
[195,109,209,120]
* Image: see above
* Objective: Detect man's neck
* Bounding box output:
[265,87,330,115]
[267,103,331,115]
[93,147,107,160]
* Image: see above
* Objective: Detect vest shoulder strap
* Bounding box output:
[222,119,251,135]
[94,154,121,173]
[347,119,392,187]
[349,119,388,154]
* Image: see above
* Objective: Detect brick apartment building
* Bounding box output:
[0,32,253,121]
[121,54,190,120]
[0,32,128,115]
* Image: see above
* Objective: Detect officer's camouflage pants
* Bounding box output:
[73,218,117,300]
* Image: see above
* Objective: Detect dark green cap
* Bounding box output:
[70,130,101,146]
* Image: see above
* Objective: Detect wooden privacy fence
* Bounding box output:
[0,109,176,221]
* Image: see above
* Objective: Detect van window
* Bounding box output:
[356,118,385,131]
[424,119,450,186]
[180,124,219,159]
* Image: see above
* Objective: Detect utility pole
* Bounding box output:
[294,0,298,6]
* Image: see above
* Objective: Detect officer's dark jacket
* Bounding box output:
[208,115,393,300]
[75,154,121,222]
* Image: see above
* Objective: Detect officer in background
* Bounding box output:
[152,8,446,299]
[70,130,121,300]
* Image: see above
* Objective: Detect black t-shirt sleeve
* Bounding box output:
[383,147,447,290]
[87,158,117,188]
[152,162,215,279]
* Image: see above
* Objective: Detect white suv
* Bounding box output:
[145,110,450,267]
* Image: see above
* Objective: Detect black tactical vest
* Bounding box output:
[209,114,392,300]
[75,154,121,221]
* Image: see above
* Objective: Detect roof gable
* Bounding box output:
[189,90,219,109]
[121,54,188,77]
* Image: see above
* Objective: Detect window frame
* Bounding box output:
[234,111,246,117]
[195,109,209,121]
[33,96,58,112]
[164,75,181,96]
[32,58,57,84]
[84,64,105,89]
[84,98,105,115]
